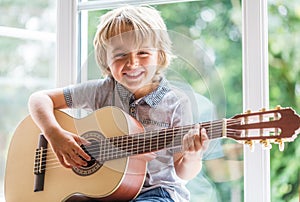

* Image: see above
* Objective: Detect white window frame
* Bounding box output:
[242,0,270,201]
[56,0,78,87]
[56,0,270,201]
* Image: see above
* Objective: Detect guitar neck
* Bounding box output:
[96,119,227,162]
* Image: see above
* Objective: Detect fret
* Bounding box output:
[125,136,131,155]
[115,136,119,159]
[147,134,151,152]
[98,139,102,162]
[179,126,183,148]
[108,137,113,160]
[115,138,120,158]
[121,135,124,158]
[139,132,145,154]
[149,131,152,152]
[102,139,106,161]
[103,139,108,161]
[156,131,159,151]
[136,133,140,155]
[143,132,146,154]
[105,139,109,161]
[172,127,175,149]
[107,138,111,161]
[131,135,134,155]
[164,128,167,148]
[126,135,129,155]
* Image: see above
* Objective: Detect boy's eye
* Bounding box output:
[137,51,150,56]
[112,49,151,60]
[113,53,127,59]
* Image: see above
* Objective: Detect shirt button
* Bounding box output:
[130,107,136,114]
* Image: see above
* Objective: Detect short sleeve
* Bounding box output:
[61,78,114,110]
[63,88,73,108]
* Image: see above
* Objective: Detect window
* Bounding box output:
[0,1,56,201]
[268,1,300,201]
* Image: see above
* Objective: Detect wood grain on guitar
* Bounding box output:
[4,106,300,202]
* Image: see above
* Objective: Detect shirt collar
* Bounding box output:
[115,77,170,107]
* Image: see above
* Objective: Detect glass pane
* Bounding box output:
[83,1,243,201]
[0,37,55,201]
[0,2,56,201]
[0,0,56,31]
[268,1,300,202]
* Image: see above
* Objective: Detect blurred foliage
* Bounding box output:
[268,1,300,202]
[157,0,243,118]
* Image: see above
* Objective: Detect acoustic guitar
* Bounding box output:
[5,106,300,202]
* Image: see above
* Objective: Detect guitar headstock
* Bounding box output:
[226,106,300,151]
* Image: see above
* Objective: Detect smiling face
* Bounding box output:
[106,32,159,97]
[93,6,173,83]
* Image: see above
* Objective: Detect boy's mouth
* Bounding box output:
[124,70,144,79]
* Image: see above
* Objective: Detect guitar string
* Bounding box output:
[40,118,235,159]
[43,118,240,151]
[35,129,242,173]
[33,114,286,172]
[35,118,240,161]
[34,109,284,160]
[35,130,241,172]
[34,128,241,172]
[34,119,242,170]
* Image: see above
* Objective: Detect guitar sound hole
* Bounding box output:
[72,131,103,176]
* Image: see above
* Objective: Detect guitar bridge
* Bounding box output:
[33,134,48,192]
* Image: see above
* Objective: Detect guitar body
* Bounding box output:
[5,106,147,202]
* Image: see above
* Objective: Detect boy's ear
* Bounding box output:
[158,50,168,67]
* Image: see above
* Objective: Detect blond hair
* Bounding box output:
[93,5,173,76]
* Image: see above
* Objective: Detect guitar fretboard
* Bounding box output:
[93,119,227,162]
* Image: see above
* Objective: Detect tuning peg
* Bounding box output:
[279,141,284,152]
[275,138,285,151]
[260,108,266,112]
[245,140,255,152]
[260,139,272,150]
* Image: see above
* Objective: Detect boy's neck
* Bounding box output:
[133,82,159,100]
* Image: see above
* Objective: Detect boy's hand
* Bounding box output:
[46,129,91,168]
[132,152,157,162]
[182,124,209,158]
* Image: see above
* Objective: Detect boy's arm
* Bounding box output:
[28,89,67,132]
[28,89,90,168]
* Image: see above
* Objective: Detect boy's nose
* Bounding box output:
[126,52,138,68]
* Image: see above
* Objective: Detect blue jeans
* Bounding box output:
[130,187,175,202]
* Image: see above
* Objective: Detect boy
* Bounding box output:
[28,5,208,202]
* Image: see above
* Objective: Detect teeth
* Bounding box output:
[127,71,142,77]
